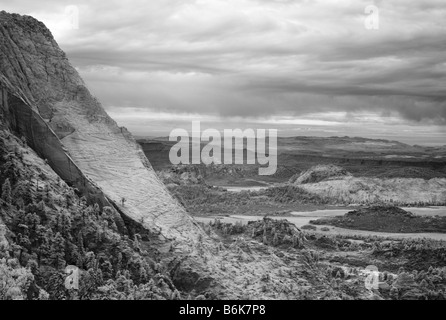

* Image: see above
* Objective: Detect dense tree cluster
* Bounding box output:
[0,130,181,300]
[169,184,329,215]
[309,232,446,300]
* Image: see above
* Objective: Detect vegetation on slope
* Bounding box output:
[0,129,181,300]
[205,218,446,300]
[313,232,446,300]
[158,163,446,210]
[168,184,330,215]
[2,128,445,300]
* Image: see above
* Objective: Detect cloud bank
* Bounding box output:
[2,0,446,142]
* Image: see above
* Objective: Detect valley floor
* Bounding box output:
[151,161,446,300]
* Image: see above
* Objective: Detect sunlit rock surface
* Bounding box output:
[0,11,202,242]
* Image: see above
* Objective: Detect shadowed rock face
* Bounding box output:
[0,11,203,242]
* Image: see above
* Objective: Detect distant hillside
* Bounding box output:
[138,136,446,182]
[297,175,446,206]
[311,206,446,233]
[139,135,446,161]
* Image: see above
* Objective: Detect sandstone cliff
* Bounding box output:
[0,12,324,300]
[0,11,203,242]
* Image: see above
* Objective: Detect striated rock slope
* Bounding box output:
[0,11,202,242]
[0,12,350,300]
[311,206,446,233]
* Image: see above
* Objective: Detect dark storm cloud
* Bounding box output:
[2,0,446,125]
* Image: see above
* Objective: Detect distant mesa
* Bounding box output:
[344,206,416,219]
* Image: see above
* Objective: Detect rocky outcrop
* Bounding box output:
[247,218,306,248]
[290,164,351,184]
[297,174,446,205]
[0,11,203,243]
[392,273,423,300]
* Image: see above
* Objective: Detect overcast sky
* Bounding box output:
[2,0,446,144]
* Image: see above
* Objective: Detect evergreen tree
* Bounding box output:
[1,178,12,203]
[272,233,279,246]
[12,180,27,200]
[77,232,85,256]
[2,160,19,183]
[390,287,399,300]
[60,214,72,239]
[139,265,148,283]
[101,261,113,281]
[84,252,97,270]
[49,232,66,269]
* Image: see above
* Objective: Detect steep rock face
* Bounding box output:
[0,85,112,210]
[0,11,202,242]
[298,176,446,205]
